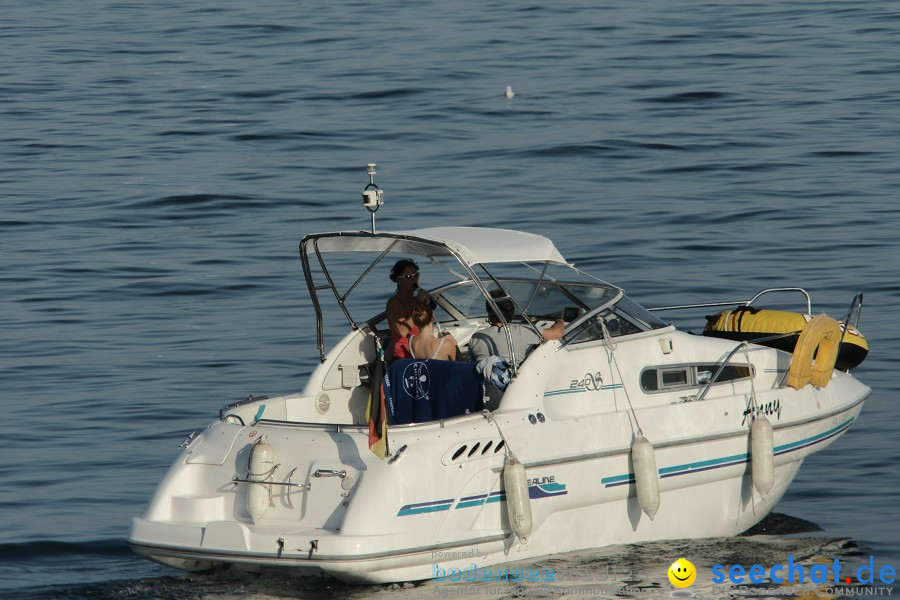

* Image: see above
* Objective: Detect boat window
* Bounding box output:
[563,285,623,314]
[614,296,669,330]
[431,302,455,325]
[661,369,689,386]
[641,364,754,393]
[438,283,487,320]
[565,312,628,343]
[563,294,668,345]
[564,309,641,343]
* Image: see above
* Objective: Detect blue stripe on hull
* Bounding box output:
[601,418,854,488]
[397,417,854,516]
[397,485,567,516]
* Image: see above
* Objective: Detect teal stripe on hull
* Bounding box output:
[602,418,854,487]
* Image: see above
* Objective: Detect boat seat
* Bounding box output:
[383,359,485,425]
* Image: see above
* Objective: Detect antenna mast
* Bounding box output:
[361,163,384,233]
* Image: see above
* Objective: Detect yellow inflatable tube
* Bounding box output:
[704,307,868,370]
[787,314,842,390]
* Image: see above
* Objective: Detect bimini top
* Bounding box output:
[301,227,570,266]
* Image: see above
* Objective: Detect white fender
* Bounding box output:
[751,415,774,498]
[247,436,275,523]
[503,456,532,544]
[631,434,660,521]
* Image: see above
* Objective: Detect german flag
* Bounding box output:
[366,346,389,459]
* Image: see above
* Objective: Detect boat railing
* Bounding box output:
[845,292,864,330]
[695,291,864,401]
[647,287,813,314]
[833,292,864,373]
[649,287,863,337]
[695,331,800,403]
[219,394,270,423]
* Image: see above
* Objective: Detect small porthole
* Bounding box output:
[467,443,481,457]
[495,440,505,453]
[452,445,467,461]
[481,440,493,455]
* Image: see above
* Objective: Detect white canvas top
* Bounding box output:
[302,227,570,266]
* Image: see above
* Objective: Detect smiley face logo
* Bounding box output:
[668,558,696,588]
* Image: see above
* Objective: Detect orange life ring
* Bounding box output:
[787,314,842,390]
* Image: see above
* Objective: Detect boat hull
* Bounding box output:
[128,381,866,584]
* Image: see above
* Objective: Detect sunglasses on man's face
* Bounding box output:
[397,271,420,280]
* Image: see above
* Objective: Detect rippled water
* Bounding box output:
[3,1,899,598]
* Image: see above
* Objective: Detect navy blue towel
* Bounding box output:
[384,359,485,425]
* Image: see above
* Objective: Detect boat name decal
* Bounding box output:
[570,372,604,391]
[527,475,555,486]
[741,398,782,426]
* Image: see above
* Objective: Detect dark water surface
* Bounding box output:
[3,1,899,598]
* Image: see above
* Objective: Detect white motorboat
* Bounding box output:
[129,167,871,584]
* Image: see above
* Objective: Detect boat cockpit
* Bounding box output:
[367,277,671,361]
[231,229,677,429]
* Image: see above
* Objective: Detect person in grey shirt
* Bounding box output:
[468,289,564,410]
[468,289,565,368]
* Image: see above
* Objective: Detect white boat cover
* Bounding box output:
[303,227,570,266]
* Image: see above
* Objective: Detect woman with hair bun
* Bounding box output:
[386,259,432,359]
[409,300,462,361]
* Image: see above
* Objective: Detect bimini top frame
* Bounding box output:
[299,228,571,363]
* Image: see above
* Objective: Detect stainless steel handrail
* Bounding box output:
[647,299,747,312]
[219,394,269,421]
[232,478,310,490]
[690,291,864,402]
[832,292,864,373]
[314,469,347,479]
[855,294,864,328]
[648,287,812,313]
[746,288,812,314]
[232,465,310,490]
[695,330,801,402]
[695,343,751,403]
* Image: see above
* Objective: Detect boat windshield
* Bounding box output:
[436,279,621,322]
[561,294,670,343]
